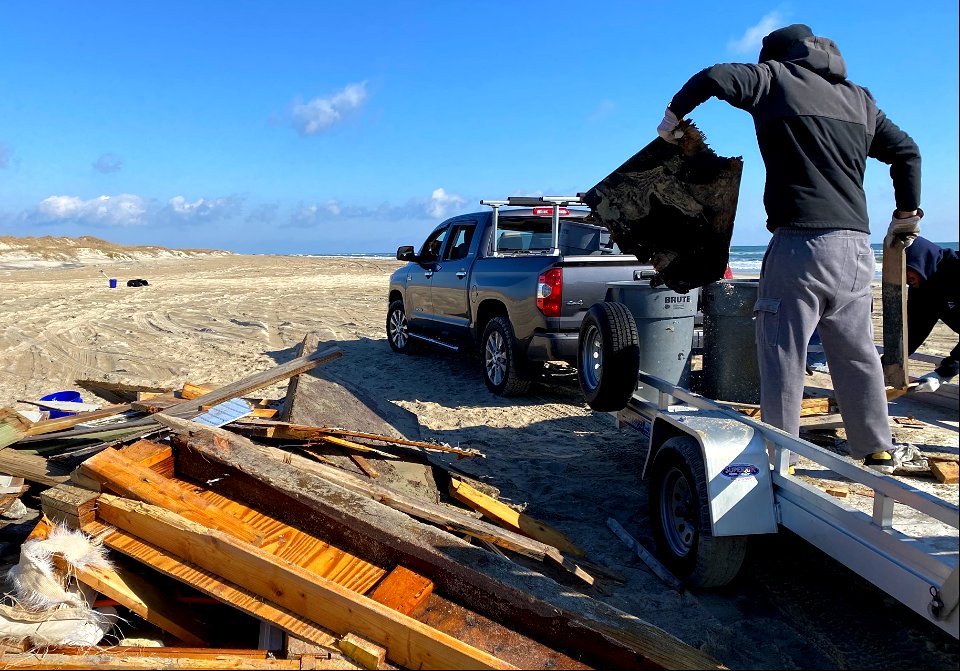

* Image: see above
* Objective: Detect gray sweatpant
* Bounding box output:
[754,228,891,459]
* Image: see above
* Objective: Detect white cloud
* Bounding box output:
[36,194,149,226]
[92,153,123,174]
[426,187,466,218]
[291,82,368,136]
[728,11,785,55]
[166,196,241,223]
[325,199,341,216]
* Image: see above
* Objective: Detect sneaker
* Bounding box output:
[864,451,893,466]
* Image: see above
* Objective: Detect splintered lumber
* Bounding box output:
[165,417,722,670]
[40,483,99,528]
[369,566,434,616]
[79,447,264,545]
[156,414,590,582]
[234,420,482,458]
[931,461,959,485]
[449,478,584,558]
[30,517,210,646]
[162,346,343,417]
[120,439,176,477]
[95,495,517,671]
[607,518,682,591]
[83,519,341,649]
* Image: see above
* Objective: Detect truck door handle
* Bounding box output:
[456,271,467,279]
[424,270,434,279]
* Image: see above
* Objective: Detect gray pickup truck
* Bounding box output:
[386,196,652,395]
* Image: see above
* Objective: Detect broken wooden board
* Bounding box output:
[0,651,306,669]
[882,236,910,390]
[0,446,71,486]
[931,461,959,485]
[95,494,518,671]
[449,478,584,558]
[1,409,32,448]
[30,517,211,646]
[23,404,134,437]
[165,417,722,670]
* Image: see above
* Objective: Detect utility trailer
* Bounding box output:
[616,370,958,638]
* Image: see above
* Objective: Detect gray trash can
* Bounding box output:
[606,281,699,401]
[702,280,760,403]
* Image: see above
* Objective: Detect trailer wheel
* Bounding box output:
[386,300,417,354]
[481,316,531,396]
[649,436,747,588]
[578,302,640,411]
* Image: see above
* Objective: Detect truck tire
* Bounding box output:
[386,300,417,354]
[578,302,640,412]
[481,316,531,396]
[649,436,747,588]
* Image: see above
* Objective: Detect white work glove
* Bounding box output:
[915,371,946,393]
[657,107,684,143]
[885,209,922,248]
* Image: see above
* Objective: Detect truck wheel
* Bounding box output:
[578,302,640,411]
[649,436,747,588]
[386,300,417,354]
[481,317,531,396]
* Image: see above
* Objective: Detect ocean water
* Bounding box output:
[728,241,959,278]
[302,242,959,280]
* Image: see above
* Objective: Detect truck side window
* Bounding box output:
[444,224,475,261]
[420,228,447,263]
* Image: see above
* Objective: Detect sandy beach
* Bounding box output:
[1,251,958,669]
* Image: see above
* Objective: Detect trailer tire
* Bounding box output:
[649,436,747,588]
[578,302,640,411]
[481,316,531,396]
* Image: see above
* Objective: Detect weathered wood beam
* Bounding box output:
[0,653,306,669]
[23,404,133,437]
[882,236,910,389]
[95,495,516,671]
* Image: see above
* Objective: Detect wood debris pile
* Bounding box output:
[0,334,720,670]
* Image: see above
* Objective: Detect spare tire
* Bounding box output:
[578,302,640,411]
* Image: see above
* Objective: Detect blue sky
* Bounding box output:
[2,1,957,254]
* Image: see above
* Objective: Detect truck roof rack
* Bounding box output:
[479,196,587,256]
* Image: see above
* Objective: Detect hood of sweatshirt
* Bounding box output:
[905,236,946,282]
[759,24,847,83]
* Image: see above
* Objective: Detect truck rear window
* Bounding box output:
[495,216,622,255]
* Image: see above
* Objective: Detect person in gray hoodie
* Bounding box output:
[657,24,923,468]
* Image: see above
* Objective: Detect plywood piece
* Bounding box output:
[94,495,517,671]
[449,478,584,558]
[83,519,341,649]
[369,566,434,616]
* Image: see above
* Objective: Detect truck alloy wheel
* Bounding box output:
[386,300,414,353]
[649,436,747,588]
[481,317,531,396]
[577,302,640,411]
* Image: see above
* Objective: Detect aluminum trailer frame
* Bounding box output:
[618,371,959,639]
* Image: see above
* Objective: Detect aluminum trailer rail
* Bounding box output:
[619,371,959,639]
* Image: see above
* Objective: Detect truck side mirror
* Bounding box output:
[396,245,417,262]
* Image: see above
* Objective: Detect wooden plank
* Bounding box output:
[44,647,271,659]
[29,517,210,646]
[0,653,304,669]
[83,519,341,650]
[280,334,313,423]
[1,409,31,449]
[449,479,584,558]
[931,461,959,484]
[119,439,175,478]
[0,447,71,486]
[369,566,434,616]
[162,346,343,417]
[234,421,482,458]
[607,518,682,591]
[23,404,133,437]
[79,447,264,545]
[882,236,909,389]
[95,495,517,671]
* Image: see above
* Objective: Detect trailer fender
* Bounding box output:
[644,411,777,537]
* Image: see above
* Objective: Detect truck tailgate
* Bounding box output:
[558,256,651,328]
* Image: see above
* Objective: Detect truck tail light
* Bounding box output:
[532,207,569,216]
[537,268,563,317]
